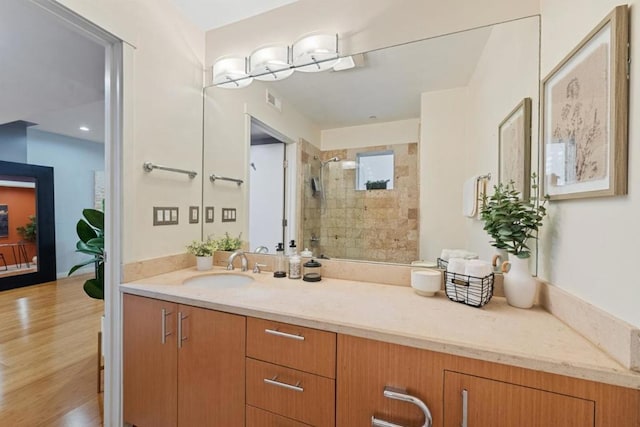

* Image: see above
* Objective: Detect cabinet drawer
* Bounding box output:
[247,317,336,378]
[246,405,312,427]
[246,358,335,427]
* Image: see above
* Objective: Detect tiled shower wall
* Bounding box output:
[301,143,419,264]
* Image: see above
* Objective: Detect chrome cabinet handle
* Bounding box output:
[371,386,432,427]
[461,389,468,427]
[161,308,172,344]
[177,312,189,348]
[264,328,305,341]
[263,376,304,392]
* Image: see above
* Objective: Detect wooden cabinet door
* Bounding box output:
[123,294,178,427]
[443,371,595,427]
[337,334,442,427]
[177,304,246,426]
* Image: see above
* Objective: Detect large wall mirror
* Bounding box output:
[203,15,540,268]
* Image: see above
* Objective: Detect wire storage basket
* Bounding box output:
[437,258,494,308]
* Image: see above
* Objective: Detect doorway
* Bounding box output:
[249,118,287,252]
[0,0,123,424]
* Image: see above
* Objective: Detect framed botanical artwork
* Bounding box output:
[541,6,629,200]
[499,98,532,199]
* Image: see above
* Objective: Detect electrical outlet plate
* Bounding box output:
[205,206,214,223]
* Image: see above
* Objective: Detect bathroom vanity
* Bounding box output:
[121,269,640,426]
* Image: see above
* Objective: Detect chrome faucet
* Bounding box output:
[226,250,248,272]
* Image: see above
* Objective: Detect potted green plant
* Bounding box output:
[186,240,215,271]
[365,179,390,190]
[479,174,547,308]
[68,208,105,300]
[16,215,37,264]
[16,215,37,242]
[210,232,243,251]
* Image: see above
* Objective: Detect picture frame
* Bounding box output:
[541,5,629,200]
[0,205,8,238]
[498,98,532,199]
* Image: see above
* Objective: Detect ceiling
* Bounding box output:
[0,0,105,143]
[248,26,492,129]
[171,0,300,31]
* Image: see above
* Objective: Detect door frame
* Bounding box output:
[31,1,124,424]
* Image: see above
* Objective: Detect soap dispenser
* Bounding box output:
[274,243,286,278]
[288,240,301,279]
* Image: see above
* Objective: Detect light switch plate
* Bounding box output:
[153,207,179,225]
[221,208,236,222]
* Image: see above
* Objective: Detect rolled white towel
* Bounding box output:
[440,249,452,261]
[446,258,467,275]
[465,260,492,278]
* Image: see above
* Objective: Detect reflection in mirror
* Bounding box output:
[0,176,38,277]
[0,161,56,291]
[203,16,540,267]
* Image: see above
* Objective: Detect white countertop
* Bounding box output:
[121,267,640,389]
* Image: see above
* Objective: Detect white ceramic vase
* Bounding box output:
[196,256,212,271]
[501,256,537,309]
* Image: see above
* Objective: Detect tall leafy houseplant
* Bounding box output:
[68,208,105,299]
[480,175,547,259]
[16,215,37,242]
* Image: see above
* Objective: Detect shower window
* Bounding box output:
[356,150,394,190]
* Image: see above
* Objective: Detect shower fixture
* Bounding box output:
[321,156,340,167]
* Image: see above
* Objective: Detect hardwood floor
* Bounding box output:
[0,275,104,426]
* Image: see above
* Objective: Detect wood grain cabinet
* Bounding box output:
[246,318,336,427]
[443,371,594,427]
[123,294,246,427]
[338,334,640,427]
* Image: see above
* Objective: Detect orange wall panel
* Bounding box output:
[0,186,37,261]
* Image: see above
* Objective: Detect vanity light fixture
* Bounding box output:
[292,33,339,72]
[249,45,294,81]
[212,57,252,88]
[212,33,340,88]
[332,56,356,71]
[79,126,90,131]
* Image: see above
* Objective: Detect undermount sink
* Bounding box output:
[183,273,254,289]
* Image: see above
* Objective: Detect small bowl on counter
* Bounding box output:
[410,269,443,297]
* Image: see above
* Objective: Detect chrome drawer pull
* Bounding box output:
[371,386,432,427]
[461,389,468,427]
[264,376,304,392]
[177,312,189,349]
[161,309,172,344]
[264,328,305,341]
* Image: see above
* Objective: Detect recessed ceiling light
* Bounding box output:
[79,126,90,132]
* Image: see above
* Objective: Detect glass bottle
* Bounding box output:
[274,243,286,278]
[288,240,301,279]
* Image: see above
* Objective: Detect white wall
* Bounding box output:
[321,119,419,151]
[58,0,205,263]
[539,1,640,327]
[420,87,469,261]
[27,129,104,277]
[249,143,285,251]
[204,0,539,67]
